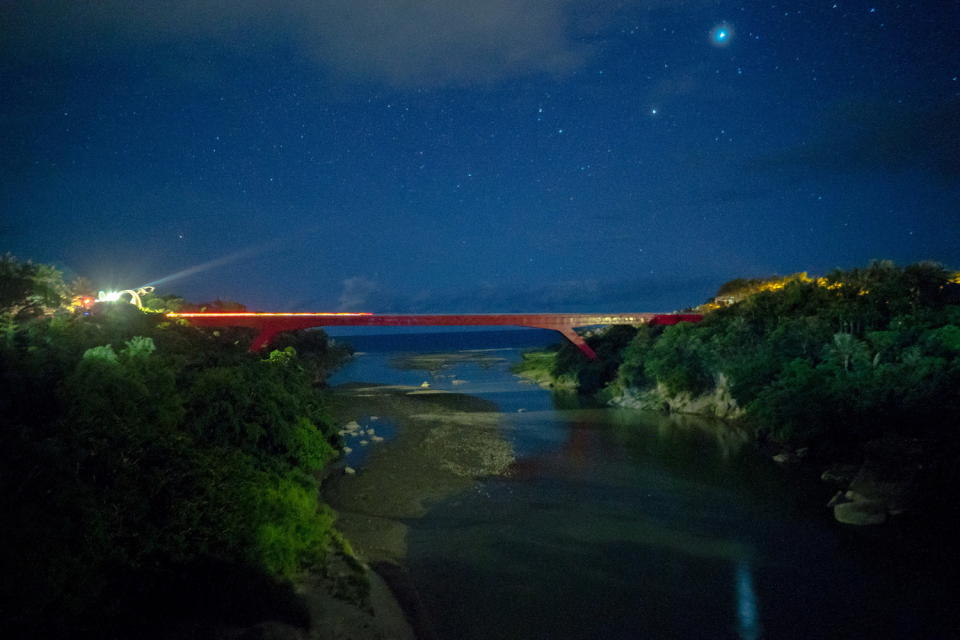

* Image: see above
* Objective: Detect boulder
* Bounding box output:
[820,464,859,486]
[834,499,887,526]
[848,468,884,501]
[773,452,798,466]
[826,491,847,508]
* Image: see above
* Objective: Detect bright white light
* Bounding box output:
[710,23,734,47]
[96,287,153,309]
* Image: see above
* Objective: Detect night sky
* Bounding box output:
[3,1,959,313]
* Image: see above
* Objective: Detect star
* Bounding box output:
[710,23,734,47]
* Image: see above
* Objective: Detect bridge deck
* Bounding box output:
[166,312,703,359]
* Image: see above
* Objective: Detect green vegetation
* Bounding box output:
[513,349,578,390]
[0,255,355,637]
[525,261,960,450]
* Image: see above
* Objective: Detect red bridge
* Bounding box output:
[166,312,703,359]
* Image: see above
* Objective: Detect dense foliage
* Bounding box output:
[0,257,351,637]
[527,261,960,447]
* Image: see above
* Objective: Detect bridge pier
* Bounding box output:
[550,327,598,360]
[250,324,282,351]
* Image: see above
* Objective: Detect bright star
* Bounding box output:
[710,23,734,47]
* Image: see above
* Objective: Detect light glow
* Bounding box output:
[97,287,154,309]
[710,23,734,47]
[141,240,284,289]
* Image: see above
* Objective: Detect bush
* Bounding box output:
[644,322,714,396]
[533,261,960,449]
[0,289,345,636]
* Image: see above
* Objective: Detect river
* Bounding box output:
[325,330,953,639]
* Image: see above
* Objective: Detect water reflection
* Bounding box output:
[333,344,930,639]
[735,560,762,640]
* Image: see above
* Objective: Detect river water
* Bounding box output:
[327,331,951,639]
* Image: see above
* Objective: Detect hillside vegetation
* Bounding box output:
[518,261,960,450]
[0,255,354,638]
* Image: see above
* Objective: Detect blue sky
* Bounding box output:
[3,1,958,312]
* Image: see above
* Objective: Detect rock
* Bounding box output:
[359,439,369,446]
[884,483,913,515]
[371,435,384,443]
[823,461,916,522]
[420,381,430,388]
[834,500,887,526]
[820,464,859,486]
[795,447,809,458]
[847,467,887,503]
[343,466,356,475]
[517,408,526,413]
[345,420,361,430]
[343,446,352,454]
[845,490,872,503]
[773,452,798,465]
[826,490,847,508]
[369,415,380,421]
[367,428,376,435]
[452,379,467,385]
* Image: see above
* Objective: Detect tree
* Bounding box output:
[0,253,67,318]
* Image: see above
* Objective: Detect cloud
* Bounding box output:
[749,96,960,184]
[337,275,379,311]
[304,0,593,86]
[3,0,605,88]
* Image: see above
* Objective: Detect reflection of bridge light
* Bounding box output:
[735,560,761,640]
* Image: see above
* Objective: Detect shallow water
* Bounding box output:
[329,333,953,639]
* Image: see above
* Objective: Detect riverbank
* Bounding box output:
[513,348,956,529]
[317,343,960,638]
[321,382,515,638]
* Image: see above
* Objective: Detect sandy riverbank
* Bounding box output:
[321,382,515,638]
